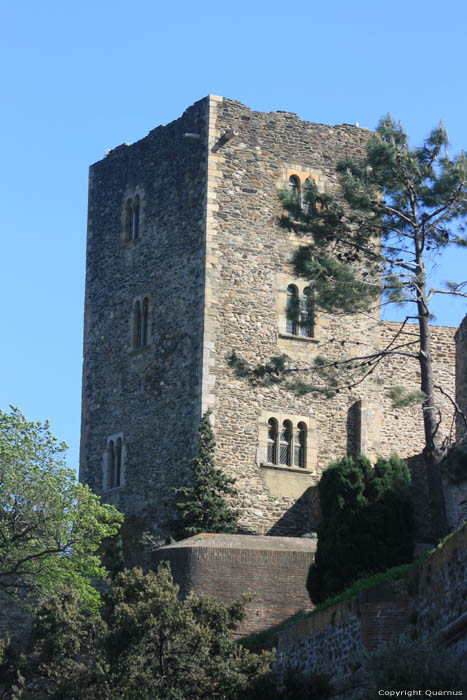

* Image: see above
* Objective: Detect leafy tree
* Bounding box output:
[0,407,123,610]
[2,565,273,700]
[307,455,415,604]
[172,411,240,538]
[232,118,466,536]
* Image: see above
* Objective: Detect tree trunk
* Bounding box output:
[416,268,449,539]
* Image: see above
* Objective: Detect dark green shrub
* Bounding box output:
[364,634,467,693]
[5,566,273,700]
[308,455,415,604]
[172,411,241,539]
[246,667,330,700]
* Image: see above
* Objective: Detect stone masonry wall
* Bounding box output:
[274,523,467,694]
[456,315,467,440]
[80,98,210,531]
[202,96,457,537]
[80,95,458,539]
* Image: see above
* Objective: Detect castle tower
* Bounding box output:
[80,96,456,537]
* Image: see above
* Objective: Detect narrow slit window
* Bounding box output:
[115,438,122,487]
[303,177,313,213]
[279,421,292,466]
[142,297,149,346]
[267,418,278,464]
[300,287,314,338]
[133,301,142,349]
[108,441,115,488]
[125,199,133,241]
[132,195,140,240]
[294,422,307,468]
[286,285,299,335]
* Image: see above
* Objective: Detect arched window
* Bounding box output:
[142,297,149,347]
[279,420,292,466]
[267,418,278,464]
[125,199,133,241]
[115,437,122,487]
[288,175,300,198]
[303,177,313,213]
[133,300,142,349]
[286,285,299,335]
[132,194,140,240]
[294,422,307,468]
[300,287,314,338]
[108,440,115,488]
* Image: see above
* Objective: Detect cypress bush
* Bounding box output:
[307,455,415,604]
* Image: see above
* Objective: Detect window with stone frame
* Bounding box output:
[132,297,149,349]
[300,287,314,337]
[266,417,307,469]
[288,174,301,198]
[286,284,299,335]
[286,284,314,338]
[125,195,140,242]
[267,418,278,464]
[106,435,124,490]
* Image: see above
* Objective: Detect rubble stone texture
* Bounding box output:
[80,96,458,539]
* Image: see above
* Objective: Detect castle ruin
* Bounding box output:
[80,96,460,541]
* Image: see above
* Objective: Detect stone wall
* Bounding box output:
[151,533,316,636]
[273,523,467,694]
[80,95,458,539]
[456,315,467,439]
[202,96,457,538]
[80,98,210,532]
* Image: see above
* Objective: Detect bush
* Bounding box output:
[308,455,415,604]
[172,411,240,538]
[364,634,467,693]
[246,667,330,700]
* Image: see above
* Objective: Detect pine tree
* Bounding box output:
[231,117,466,537]
[172,411,240,539]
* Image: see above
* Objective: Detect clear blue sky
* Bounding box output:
[1,0,466,473]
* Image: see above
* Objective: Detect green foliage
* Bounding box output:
[443,442,467,484]
[307,455,415,604]
[3,565,273,700]
[281,115,467,314]
[274,118,467,413]
[387,385,426,408]
[0,407,123,610]
[364,634,467,694]
[172,411,240,539]
[245,666,331,700]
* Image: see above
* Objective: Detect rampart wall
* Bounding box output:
[273,524,467,696]
[151,533,316,636]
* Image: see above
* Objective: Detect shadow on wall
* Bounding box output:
[260,452,436,543]
[267,486,320,537]
[406,453,436,543]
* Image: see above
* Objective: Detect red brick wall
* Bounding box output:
[151,539,316,636]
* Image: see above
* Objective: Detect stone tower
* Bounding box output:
[80,96,456,538]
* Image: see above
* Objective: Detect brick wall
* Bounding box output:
[151,533,316,636]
